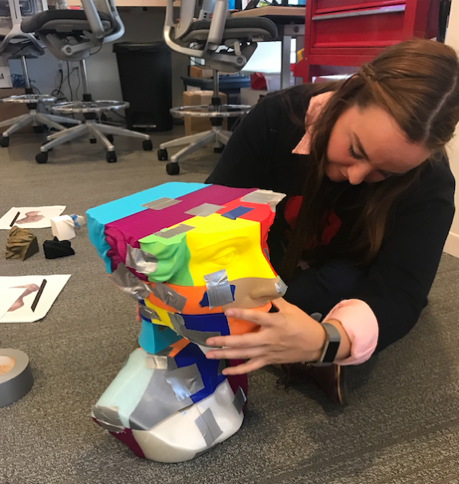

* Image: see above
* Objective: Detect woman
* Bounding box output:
[203,38,459,403]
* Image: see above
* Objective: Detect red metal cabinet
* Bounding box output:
[295,0,439,81]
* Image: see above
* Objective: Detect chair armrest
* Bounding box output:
[206,0,227,51]
[81,0,105,39]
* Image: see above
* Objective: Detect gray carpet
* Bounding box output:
[1,129,459,484]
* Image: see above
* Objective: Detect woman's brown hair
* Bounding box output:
[281,38,459,281]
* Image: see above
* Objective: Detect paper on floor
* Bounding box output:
[0,275,71,323]
[0,206,66,229]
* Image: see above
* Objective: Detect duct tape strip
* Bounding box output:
[218,358,228,375]
[166,363,205,401]
[154,224,194,239]
[203,269,234,309]
[275,278,288,297]
[310,312,323,322]
[233,386,247,414]
[194,408,223,447]
[221,206,254,220]
[110,263,153,301]
[141,198,182,210]
[129,369,193,431]
[92,405,124,433]
[0,349,34,408]
[241,190,286,211]
[185,203,223,217]
[125,244,158,275]
[168,313,221,346]
[145,354,178,371]
[138,304,160,322]
[153,283,187,313]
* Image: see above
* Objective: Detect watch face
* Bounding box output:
[324,340,340,363]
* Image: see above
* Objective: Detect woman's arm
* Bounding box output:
[352,159,455,351]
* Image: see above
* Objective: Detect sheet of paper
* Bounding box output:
[0,288,27,319]
[0,206,66,229]
[0,275,71,323]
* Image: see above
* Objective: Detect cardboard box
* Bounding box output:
[183,90,228,136]
[190,65,214,79]
[0,88,28,125]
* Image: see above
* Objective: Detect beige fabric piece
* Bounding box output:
[5,226,39,261]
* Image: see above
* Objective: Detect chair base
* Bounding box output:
[158,126,232,174]
[0,110,80,142]
[38,120,152,163]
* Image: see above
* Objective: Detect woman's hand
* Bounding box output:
[205,298,350,375]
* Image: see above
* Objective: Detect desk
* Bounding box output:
[232,6,305,89]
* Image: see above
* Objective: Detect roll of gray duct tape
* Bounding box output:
[0,349,34,407]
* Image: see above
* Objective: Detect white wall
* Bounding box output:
[445,1,459,258]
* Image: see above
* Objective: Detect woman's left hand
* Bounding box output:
[205,298,330,375]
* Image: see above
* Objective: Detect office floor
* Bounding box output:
[1,127,459,484]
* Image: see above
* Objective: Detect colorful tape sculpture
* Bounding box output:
[86,182,286,462]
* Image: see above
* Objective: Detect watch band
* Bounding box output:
[311,322,341,367]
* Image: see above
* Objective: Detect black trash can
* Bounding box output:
[113,41,173,132]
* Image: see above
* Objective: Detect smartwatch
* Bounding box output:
[312,322,341,366]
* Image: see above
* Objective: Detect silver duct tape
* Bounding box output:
[233,386,247,414]
[154,346,173,356]
[203,269,234,309]
[138,304,160,321]
[92,405,124,433]
[145,354,178,371]
[141,197,182,210]
[168,312,221,346]
[241,190,286,211]
[264,248,270,261]
[185,203,223,217]
[0,349,33,408]
[129,369,193,431]
[110,263,153,301]
[218,359,228,375]
[194,408,223,447]
[166,363,205,401]
[125,244,158,275]
[310,312,323,322]
[153,283,187,313]
[154,224,194,239]
[275,278,288,296]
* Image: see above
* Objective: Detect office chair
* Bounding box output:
[158,0,277,175]
[21,0,153,164]
[0,0,80,148]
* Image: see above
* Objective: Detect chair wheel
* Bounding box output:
[0,136,9,148]
[143,139,153,151]
[36,151,48,164]
[106,134,114,143]
[106,151,117,163]
[158,148,168,161]
[166,162,180,175]
[214,146,224,153]
[90,138,97,144]
[33,125,44,133]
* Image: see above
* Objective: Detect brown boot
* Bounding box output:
[277,363,349,405]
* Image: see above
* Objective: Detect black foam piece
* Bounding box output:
[43,237,75,259]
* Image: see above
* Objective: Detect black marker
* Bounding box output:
[31,279,47,312]
[9,211,20,227]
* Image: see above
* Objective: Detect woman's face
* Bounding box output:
[326,104,431,184]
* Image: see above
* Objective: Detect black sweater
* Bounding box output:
[206,84,455,352]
